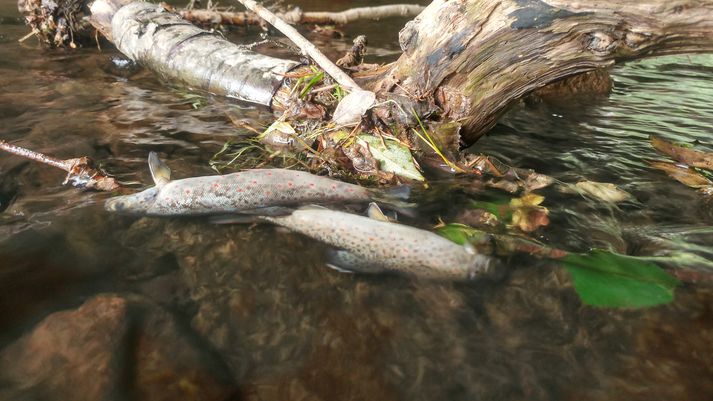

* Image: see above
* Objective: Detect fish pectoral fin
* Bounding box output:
[325,263,357,274]
[325,249,387,274]
[148,151,172,186]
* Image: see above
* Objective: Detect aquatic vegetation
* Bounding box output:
[437,223,681,308]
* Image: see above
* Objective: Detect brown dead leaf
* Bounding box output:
[342,142,378,174]
[511,207,550,232]
[649,161,713,189]
[575,180,632,203]
[486,178,519,193]
[458,209,500,228]
[651,136,713,170]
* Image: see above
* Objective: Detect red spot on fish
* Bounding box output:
[331,184,337,190]
[267,171,272,176]
[309,183,316,188]
[237,188,243,192]
[252,180,257,184]
[368,237,375,241]
[347,188,354,192]
[287,182,293,187]
[185,189,191,194]
[265,191,272,196]
[213,183,220,189]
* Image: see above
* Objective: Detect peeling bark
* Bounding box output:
[90,0,299,106]
[388,0,713,144]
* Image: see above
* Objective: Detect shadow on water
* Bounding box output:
[1,0,713,400]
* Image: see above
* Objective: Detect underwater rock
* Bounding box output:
[0,294,239,401]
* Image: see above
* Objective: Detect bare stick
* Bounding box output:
[235,0,361,91]
[0,140,120,191]
[178,4,425,26]
[300,4,425,25]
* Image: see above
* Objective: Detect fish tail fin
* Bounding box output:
[371,185,417,218]
[380,185,411,201]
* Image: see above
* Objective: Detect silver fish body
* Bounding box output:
[106,169,373,215]
[265,208,496,280]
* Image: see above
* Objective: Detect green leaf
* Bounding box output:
[436,223,488,245]
[357,135,424,181]
[562,250,680,309]
[470,200,512,220]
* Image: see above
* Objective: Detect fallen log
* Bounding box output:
[89,0,300,107]
[386,0,713,144]
[15,0,713,180]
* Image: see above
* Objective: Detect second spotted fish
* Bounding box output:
[106,152,407,215]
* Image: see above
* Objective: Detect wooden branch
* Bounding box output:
[0,140,119,191]
[89,0,299,106]
[235,0,361,91]
[387,0,713,144]
[178,4,425,27]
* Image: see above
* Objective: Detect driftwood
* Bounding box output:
[384,0,713,144]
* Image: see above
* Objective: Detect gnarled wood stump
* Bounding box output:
[385,0,713,144]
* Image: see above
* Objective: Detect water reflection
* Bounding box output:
[1,3,713,400]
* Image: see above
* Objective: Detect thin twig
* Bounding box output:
[178,4,425,26]
[18,30,37,43]
[0,140,120,191]
[235,0,361,91]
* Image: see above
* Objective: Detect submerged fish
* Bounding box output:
[106,152,406,215]
[263,205,498,280]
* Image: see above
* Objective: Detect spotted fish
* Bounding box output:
[263,205,498,280]
[105,152,406,215]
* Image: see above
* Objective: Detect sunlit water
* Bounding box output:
[1,0,712,400]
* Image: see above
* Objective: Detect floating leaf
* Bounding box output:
[562,250,680,308]
[357,135,424,181]
[649,160,713,189]
[509,194,549,232]
[651,136,713,170]
[574,180,632,203]
[510,193,545,207]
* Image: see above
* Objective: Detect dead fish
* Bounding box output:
[263,205,498,280]
[105,152,407,215]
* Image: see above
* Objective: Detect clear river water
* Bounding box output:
[1,0,712,400]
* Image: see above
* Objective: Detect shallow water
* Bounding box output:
[1,0,713,400]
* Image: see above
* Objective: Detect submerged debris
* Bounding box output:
[0,140,119,191]
[649,136,713,195]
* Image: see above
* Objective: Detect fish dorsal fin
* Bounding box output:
[148,151,171,187]
[366,202,390,222]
